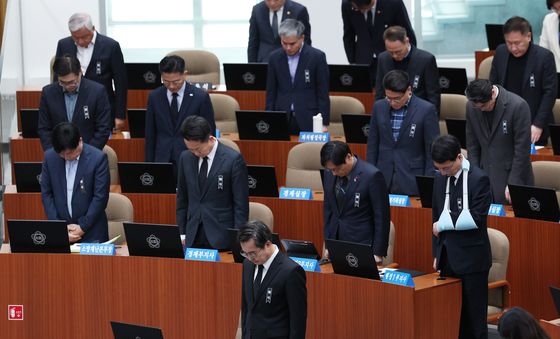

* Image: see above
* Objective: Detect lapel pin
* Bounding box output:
[287,11,291,15]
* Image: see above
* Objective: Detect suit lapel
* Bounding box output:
[253,253,284,308]
[487,89,507,141]
[521,44,536,93]
[328,172,341,215]
[176,85,193,132]
[200,142,223,198]
[339,158,363,213]
[395,97,416,145]
[72,80,87,123]
[85,33,102,76]
[71,145,90,208]
[292,45,309,88]
[160,89,176,132]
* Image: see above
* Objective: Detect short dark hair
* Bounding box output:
[238,220,273,249]
[498,307,550,339]
[159,55,185,74]
[51,122,81,153]
[352,0,373,6]
[180,115,211,142]
[53,54,81,77]
[383,70,410,93]
[431,135,461,164]
[383,26,408,42]
[503,16,532,36]
[465,79,493,103]
[547,0,560,9]
[320,141,352,167]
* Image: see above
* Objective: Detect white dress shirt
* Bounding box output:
[76,31,97,75]
[253,244,279,282]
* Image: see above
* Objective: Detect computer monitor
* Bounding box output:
[485,24,505,50]
[445,119,467,149]
[7,220,70,253]
[235,110,291,141]
[126,63,161,90]
[20,109,39,138]
[328,64,372,92]
[110,321,164,339]
[438,68,468,95]
[325,238,380,280]
[123,222,184,259]
[223,63,268,91]
[13,162,42,192]
[509,184,560,222]
[415,175,434,208]
[281,239,320,260]
[247,165,279,197]
[341,114,370,144]
[127,109,146,138]
[118,162,177,194]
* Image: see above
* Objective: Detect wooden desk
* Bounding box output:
[0,248,460,339]
[541,319,560,338]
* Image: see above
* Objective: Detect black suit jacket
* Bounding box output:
[323,157,390,256]
[266,44,330,131]
[176,142,249,249]
[145,83,215,164]
[431,165,492,275]
[490,43,557,144]
[38,77,111,151]
[241,251,307,339]
[341,0,416,64]
[375,45,440,112]
[248,0,311,62]
[56,33,128,121]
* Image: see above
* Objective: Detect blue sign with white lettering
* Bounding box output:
[488,204,506,216]
[290,257,321,272]
[79,243,116,256]
[530,143,537,154]
[279,187,313,200]
[185,248,221,262]
[215,129,221,138]
[298,132,330,143]
[382,270,414,287]
[389,194,411,207]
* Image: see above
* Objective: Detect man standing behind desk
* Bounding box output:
[248,0,312,63]
[266,19,329,134]
[176,116,248,250]
[55,13,127,130]
[431,134,492,339]
[38,54,111,152]
[239,220,307,339]
[145,55,215,165]
[41,122,110,244]
[321,141,390,265]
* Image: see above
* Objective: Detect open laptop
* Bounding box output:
[126,63,161,90]
[325,239,380,280]
[123,222,184,259]
[223,63,268,91]
[110,321,164,339]
[485,24,505,50]
[247,165,279,197]
[550,286,560,316]
[341,114,371,144]
[445,119,467,149]
[236,110,290,141]
[118,162,176,194]
[438,68,468,95]
[20,109,39,138]
[13,162,42,192]
[281,239,320,260]
[7,220,70,253]
[127,109,146,138]
[415,175,434,208]
[509,184,560,222]
[228,228,282,263]
[328,64,372,92]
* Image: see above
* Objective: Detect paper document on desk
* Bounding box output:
[70,235,121,253]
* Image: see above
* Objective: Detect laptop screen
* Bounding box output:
[223,63,268,91]
[111,321,164,339]
[328,64,372,92]
[20,109,39,138]
[341,114,370,144]
[509,184,560,222]
[438,68,468,95]
[13,162,43,193]
[235,110,291,141]
[126,63,161,90]
[127,109,146,138]
[485,24,505,50]
[8,219,70,253]
[118,162,177,194]
[325,238,380,280]
[247,165,279,197]
[123,222,184,258]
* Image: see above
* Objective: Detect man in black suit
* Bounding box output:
[38,55,111,151]
[367,70,439,196]
[375,26,440,112]
[342,0,416,85]
[145,55,215,165]
[266,19,330,134]
[489,16,557,145]
[55,13,127,130]
[239,220,307,339]
[321,141,390,264]
[431,134,492,339]
[248,0,311,62]
[176,116,248,250]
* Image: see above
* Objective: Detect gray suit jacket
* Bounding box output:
[466,85,534,203]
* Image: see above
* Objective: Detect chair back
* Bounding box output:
[105,193,134,244]
[553,99,560,125]
[488,228,510,310]
[440,93,467,135]
[285,142,324,191]
[249,202,274,231]
[103,145,119,185]
[210,93,239,133]
[167,49,220,84]
[532,161,560,191]
[328,95,365,136]
[218,138,240,153]
[478,56,493,80]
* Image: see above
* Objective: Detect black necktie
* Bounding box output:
[198,156,208,190]
[366,10,373,27]
[170,92,179,124]
[336,176,348,208]
[272,11,279,39]
[253,264,264,300]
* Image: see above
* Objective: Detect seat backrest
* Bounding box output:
[103,145,119,185]
[532,161,560,191]
[440,93,468,135]
[381,221,396,266]
[488,228,510,307]
[328,95,366,136]
[285,142,324,191]
[167,49,220,84]
[218,138,240,153]
[210,93,239,133]
[478,56,494,80]
[553,99,560,124]
[249,202,274,231]
[105,192,134,244]
[49,55,56,83]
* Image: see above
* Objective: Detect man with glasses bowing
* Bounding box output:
[38,54,111,151]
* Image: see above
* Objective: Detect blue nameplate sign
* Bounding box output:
[290,257,321,272]
[79,243,116,256]
[488,204,506,216]
[279,187,313,200]
[530,143,537,154]
[184,248,221,262]
[298,132,330,143]
[382,270,414,287]
[215,129,221,138]
[389,194,411,207]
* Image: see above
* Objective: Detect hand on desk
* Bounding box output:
[68,224,84,243]
[114,118,125,131]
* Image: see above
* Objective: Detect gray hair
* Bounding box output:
[68,13,94,32]
[278,19,305,38]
